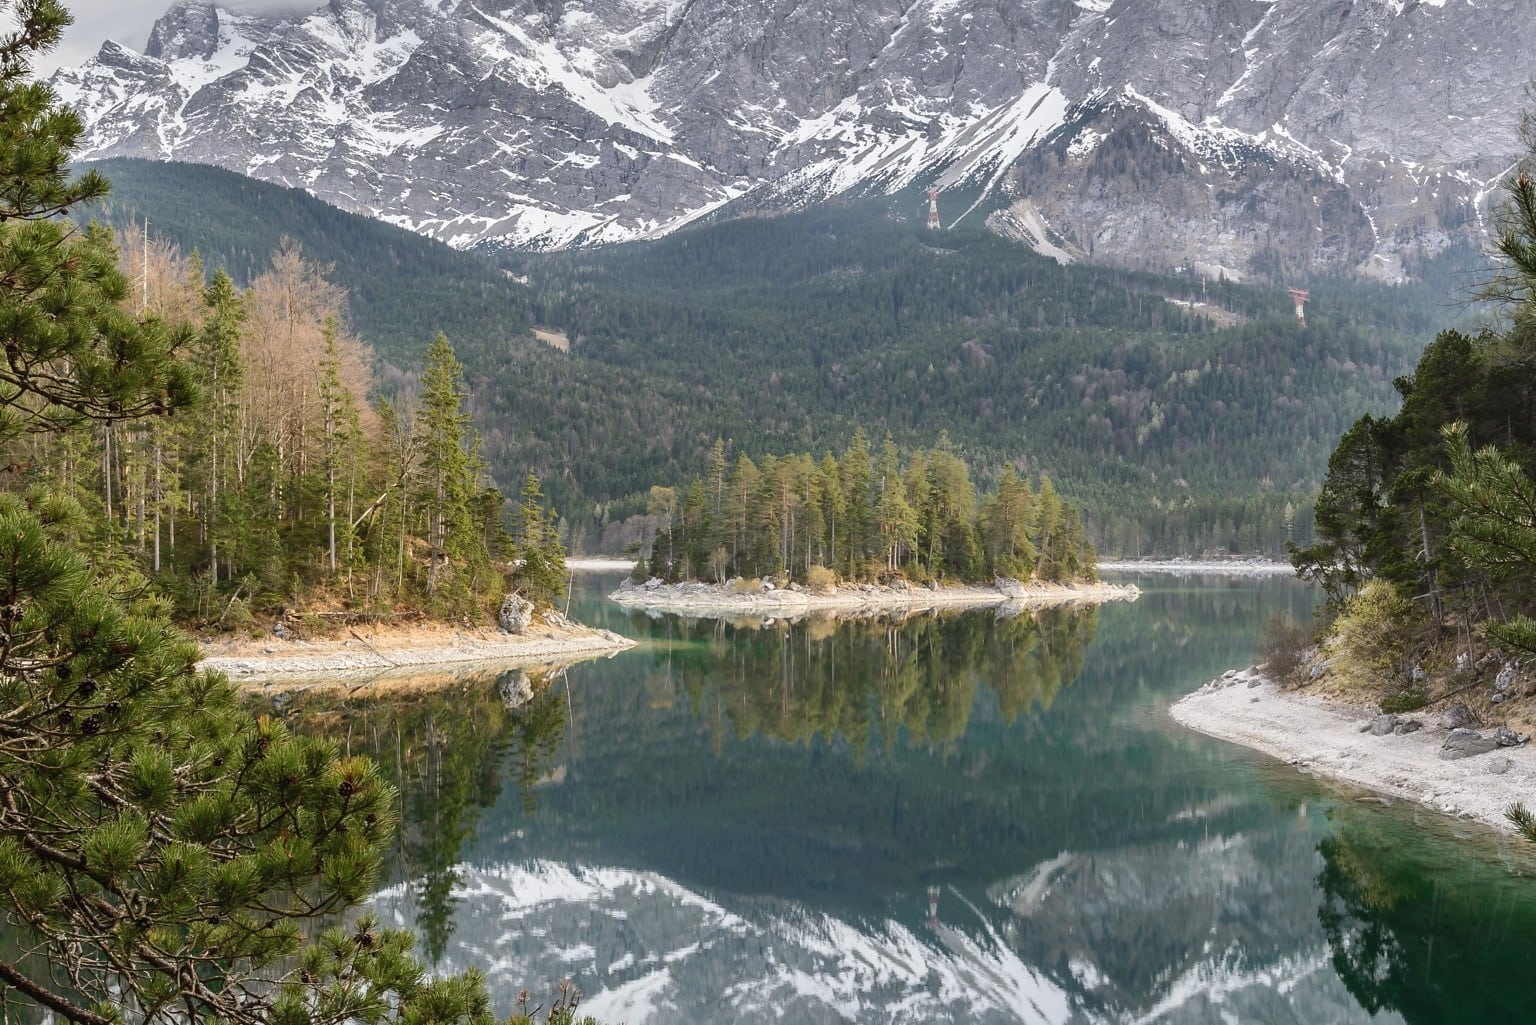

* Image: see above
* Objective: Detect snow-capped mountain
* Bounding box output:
[53,0,1534,278]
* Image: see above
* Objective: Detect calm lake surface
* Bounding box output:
[277,573,1536,1025]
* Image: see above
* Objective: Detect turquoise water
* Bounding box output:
[288,573,1536,1024]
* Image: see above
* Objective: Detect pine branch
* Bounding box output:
[0,955,111,1025]
[1507,803,1536,844]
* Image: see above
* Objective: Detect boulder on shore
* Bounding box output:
[1441,701,1475,730]
[994,576,1027,598]
[498,593,534,635]
[1362,714,1398,736]
[1494,725,1530,747]
[1440,728,1499,760]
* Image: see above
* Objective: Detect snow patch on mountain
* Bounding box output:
[53,0,1532,274]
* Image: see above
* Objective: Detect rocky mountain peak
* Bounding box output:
[144,0,222,60]
[51,0,1534,279]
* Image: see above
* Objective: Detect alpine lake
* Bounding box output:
[261,572,1536,1025]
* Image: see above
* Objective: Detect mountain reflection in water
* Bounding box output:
[275,575,1536,1025]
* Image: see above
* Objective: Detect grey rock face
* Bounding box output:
[1495,664,1517,692]
[51,0,1535,273]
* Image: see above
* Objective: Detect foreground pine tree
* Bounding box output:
[0,3,593,1021]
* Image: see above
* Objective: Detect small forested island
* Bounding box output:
[613,432,1137,613]
[1174,168,1536,843]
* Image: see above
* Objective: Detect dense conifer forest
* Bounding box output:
[635,433,1094,585]
[5,224,565,626]
[83,160,1481,558]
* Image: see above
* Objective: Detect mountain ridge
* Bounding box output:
[53,0,1531,279]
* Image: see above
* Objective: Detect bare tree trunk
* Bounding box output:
[153,436,162,573]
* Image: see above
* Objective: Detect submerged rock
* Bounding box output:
[1440,728,1499,760]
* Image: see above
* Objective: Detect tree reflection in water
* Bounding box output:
[1316,810,1536,1025]
[252,669,569,963]
[643,604,1098,754]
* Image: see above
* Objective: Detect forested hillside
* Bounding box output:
[85,160,1481,556]
[78,158,534,369]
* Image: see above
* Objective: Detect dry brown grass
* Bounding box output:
[806,565,836,593]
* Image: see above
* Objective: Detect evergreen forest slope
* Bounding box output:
[84,158,1483,556]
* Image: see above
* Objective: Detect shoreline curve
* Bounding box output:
[1171,666,1536,835]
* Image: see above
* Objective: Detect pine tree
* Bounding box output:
[0,9,558,1022]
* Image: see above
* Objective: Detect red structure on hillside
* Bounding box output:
[925,187,941,231]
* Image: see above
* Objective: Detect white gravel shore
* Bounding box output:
[200,622,635,684]
[1170,667,1536,833]
[567,558,639,571]
[1098,559,1294,575]
[609,578,1139,617]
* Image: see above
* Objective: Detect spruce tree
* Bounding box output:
[512,470,568,607]
[414,333,490,612]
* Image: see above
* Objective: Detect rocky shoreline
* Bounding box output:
[199,620,635,685]
[1171,667,1536,834]
[608,576,1139,617]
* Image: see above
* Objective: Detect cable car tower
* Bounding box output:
[925,187,941,231]
[1287,287,1310,327]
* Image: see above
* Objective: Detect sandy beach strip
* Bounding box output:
[199,622,635,684]
[1170,667,1536,833]
[608,579,1139,616]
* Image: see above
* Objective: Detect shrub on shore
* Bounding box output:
[1324,580,1423,691]
[1258,611,1311,685]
